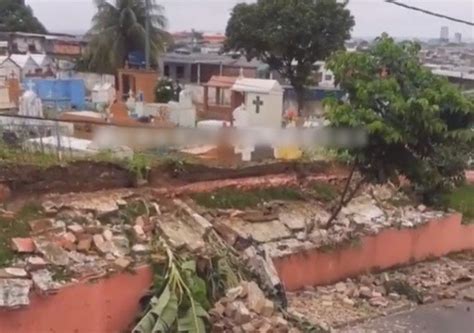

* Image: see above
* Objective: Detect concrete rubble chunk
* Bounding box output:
[34,238,69,266]
[210,281,294,332]
[103,229,113,241]
[58,192,129,216]
[241,211,279,223]
[5,268,28,278]
[132,244,150,254]
[234,301,251,324]
[114,258,131,270]
[31,269,61,293]
[11,237,35,253]
[111,236,131,257]
[27,256,47,270]
[246,281,267,313]
[133,225,147,242]
[226,285,247,301]
[154,215,205,252]
[218,218,291,243]
[243,246,281,290]
[77,236,93,252]
[93,234,109,254]
[67,224,84,235]
[0,279,32,308]
[278,211,308,231]
[335,282,347,293]
[173,199,213,234]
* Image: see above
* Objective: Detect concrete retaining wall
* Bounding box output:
[0,214,473,332]
[0,266,152,333]
[273,214,474,291]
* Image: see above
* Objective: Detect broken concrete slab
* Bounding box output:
[111,236,131,258]
[0,279,32,308]
[4,267,28,278]
[278,210,309,231]
[27,256,48,270]
[34,238,69,266]
[31,269,61,293]
[173,199,213,234]
[216,218,291,243]
[154,215,205,252]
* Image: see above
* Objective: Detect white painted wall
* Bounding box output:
[245,91,283,128]
[11,36,45,53]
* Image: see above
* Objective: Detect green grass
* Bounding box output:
[0,202,44,267]
[192,186,305,210]
[308,181,338,203]
[444,185,474,224]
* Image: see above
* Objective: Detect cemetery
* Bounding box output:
[0,1,473,332]
[0,55,472,333]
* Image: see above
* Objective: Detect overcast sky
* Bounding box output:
[26,0,474,40]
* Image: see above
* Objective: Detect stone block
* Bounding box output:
[11,237,35,253]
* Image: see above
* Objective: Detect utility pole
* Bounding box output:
[145,0,151,70]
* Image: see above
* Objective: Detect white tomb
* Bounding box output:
[230,78,284,161]
[19,82,43,118]
[231,78,283,128]
[91,82,115,105]
[168,89,196,127]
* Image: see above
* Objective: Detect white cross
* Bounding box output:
[26,80,35,91]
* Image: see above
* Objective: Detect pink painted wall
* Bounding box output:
[0,266,153,333]
[273,214,474,291]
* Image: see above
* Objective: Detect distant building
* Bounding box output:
[159,52,270,84]
[0,56,21,82]
[0,32,85,60]
[454,32,462,44]
[440,26,449,42]
[0,41,8,56]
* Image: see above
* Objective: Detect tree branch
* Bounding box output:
[326,160,364,228]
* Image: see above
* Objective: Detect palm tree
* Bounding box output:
[85,0,168,74]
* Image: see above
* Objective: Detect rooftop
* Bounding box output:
[161,52,263,68]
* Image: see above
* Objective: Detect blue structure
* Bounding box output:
[128,51,146,68]
[26,78,86,110]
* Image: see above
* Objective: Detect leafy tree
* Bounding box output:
[155,77,175,103]
[225,0,354,113]
[85,0,168,74]
[0,0,47,33]
[325,35,474,209]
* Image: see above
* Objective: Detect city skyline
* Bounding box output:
[26,0,474,40]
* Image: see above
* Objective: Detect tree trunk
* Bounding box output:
[294,85,305,117]
[326,160,365,228]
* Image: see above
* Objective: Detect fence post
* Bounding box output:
[55,120,62,161]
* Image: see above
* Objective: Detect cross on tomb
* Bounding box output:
[253,96,264,114]
[9,71,16,79]
[26,80,35,91]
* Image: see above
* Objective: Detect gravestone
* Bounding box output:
[92,82,115,105]
[126,89,136,112]
[230,78,284,161]
[19,82,43,118]
[168,89,196,127]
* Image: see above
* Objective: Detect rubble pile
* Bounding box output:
[210,281,300,333]
[287,252,474,329]
[207,184,447,260]
[0,192,162,308]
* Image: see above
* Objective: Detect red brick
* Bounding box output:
[11,238,35,253]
